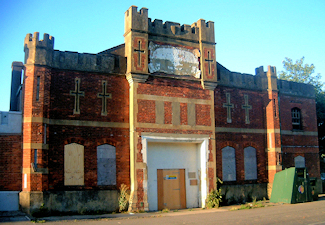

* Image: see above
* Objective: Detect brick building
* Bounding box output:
[0,6,321,214]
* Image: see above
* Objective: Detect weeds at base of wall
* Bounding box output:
[31,203,49,218]
[118,184,130,212]
[230,197,267,211]
[161,208,170,213]
[206,177,223,209]
[31,219,46,223]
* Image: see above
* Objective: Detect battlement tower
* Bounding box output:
[124,5,217,89]
[24,32,54,66]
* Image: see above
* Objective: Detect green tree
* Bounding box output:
[279,57,325,172]
[278,57,323,92]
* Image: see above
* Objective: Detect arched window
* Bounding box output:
[222,146,236,181]
[292,108,302,130]
[244,147,257,180]
[97,144,116,185]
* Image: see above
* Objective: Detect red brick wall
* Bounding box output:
[49,70,129,122]
[279,95,320,178]
[215,133,268,184]
[0,135,22,191]
[215,87,268,184]
[22,66,131,191]
[164,102,172,124]
[137,100,155,123]
[215,87,266,129]
[196,104,211,126]
[48,126,130,190]
[137,77,211,100]
[279,95,318,132]
[180,103,187,125]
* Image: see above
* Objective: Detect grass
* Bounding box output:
[161,208,170,213]
[230,197,267,211]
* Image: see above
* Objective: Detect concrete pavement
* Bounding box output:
[1,195,324,223]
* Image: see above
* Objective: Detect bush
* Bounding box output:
[118,184,130,212]
[206,177,223,208]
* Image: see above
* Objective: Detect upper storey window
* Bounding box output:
[292,108,302,130]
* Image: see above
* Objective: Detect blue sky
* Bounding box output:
[0,0,324,111]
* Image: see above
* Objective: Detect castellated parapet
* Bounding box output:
[24,32,125,74]
[218,65,315,98]
[24,32,54,65]
[148,19,214,43]
[125,6,215,43]
[218,69,265,90]
[278,80,315,98]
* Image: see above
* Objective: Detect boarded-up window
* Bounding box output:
[244,147,257,180]
[64,143,84,185]
[97,144,116,185]
[295,156,305,168]
[222,146,236,181]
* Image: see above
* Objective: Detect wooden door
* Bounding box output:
[157,169,186,210]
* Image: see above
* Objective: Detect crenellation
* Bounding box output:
[218,69,267,91]
[267,65,277,77]
[197,19,214,43]
[24,32,54,49]
[150,19,163,28]
[51,51,118,73]
[147,17,213,42]
[181,24,191,33]
[125,6,148,33]
[255,66,266,76]
[125,6,215,45]
[278,80,315,98]
[24,32,54,65]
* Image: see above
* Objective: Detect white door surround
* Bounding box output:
[140,133,210,211]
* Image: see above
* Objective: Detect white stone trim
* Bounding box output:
[141,133,209,209]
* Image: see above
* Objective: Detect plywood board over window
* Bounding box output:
[222,146,236,181]
[295,156,305,168]
[244,147,257,180]
[64,143,84,186]
[97,144,116,185]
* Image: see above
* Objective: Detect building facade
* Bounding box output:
[0,6,321,214]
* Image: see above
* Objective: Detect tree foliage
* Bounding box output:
[278,57,323,92]
[279,57,325,172]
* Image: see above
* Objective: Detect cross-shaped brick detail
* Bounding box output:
[133,37,146,71]
[97,81,112,116]
[204,48,215,79]
[70,78,85,114]
[223,93,234,123]
[134,40,145,66]
[205,51,213,74]
[242,94,252,124]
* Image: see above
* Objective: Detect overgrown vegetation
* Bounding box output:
[118,184,130,212]
[205,177,223,208]
[230,197,267,211]
[161,208,170,213]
